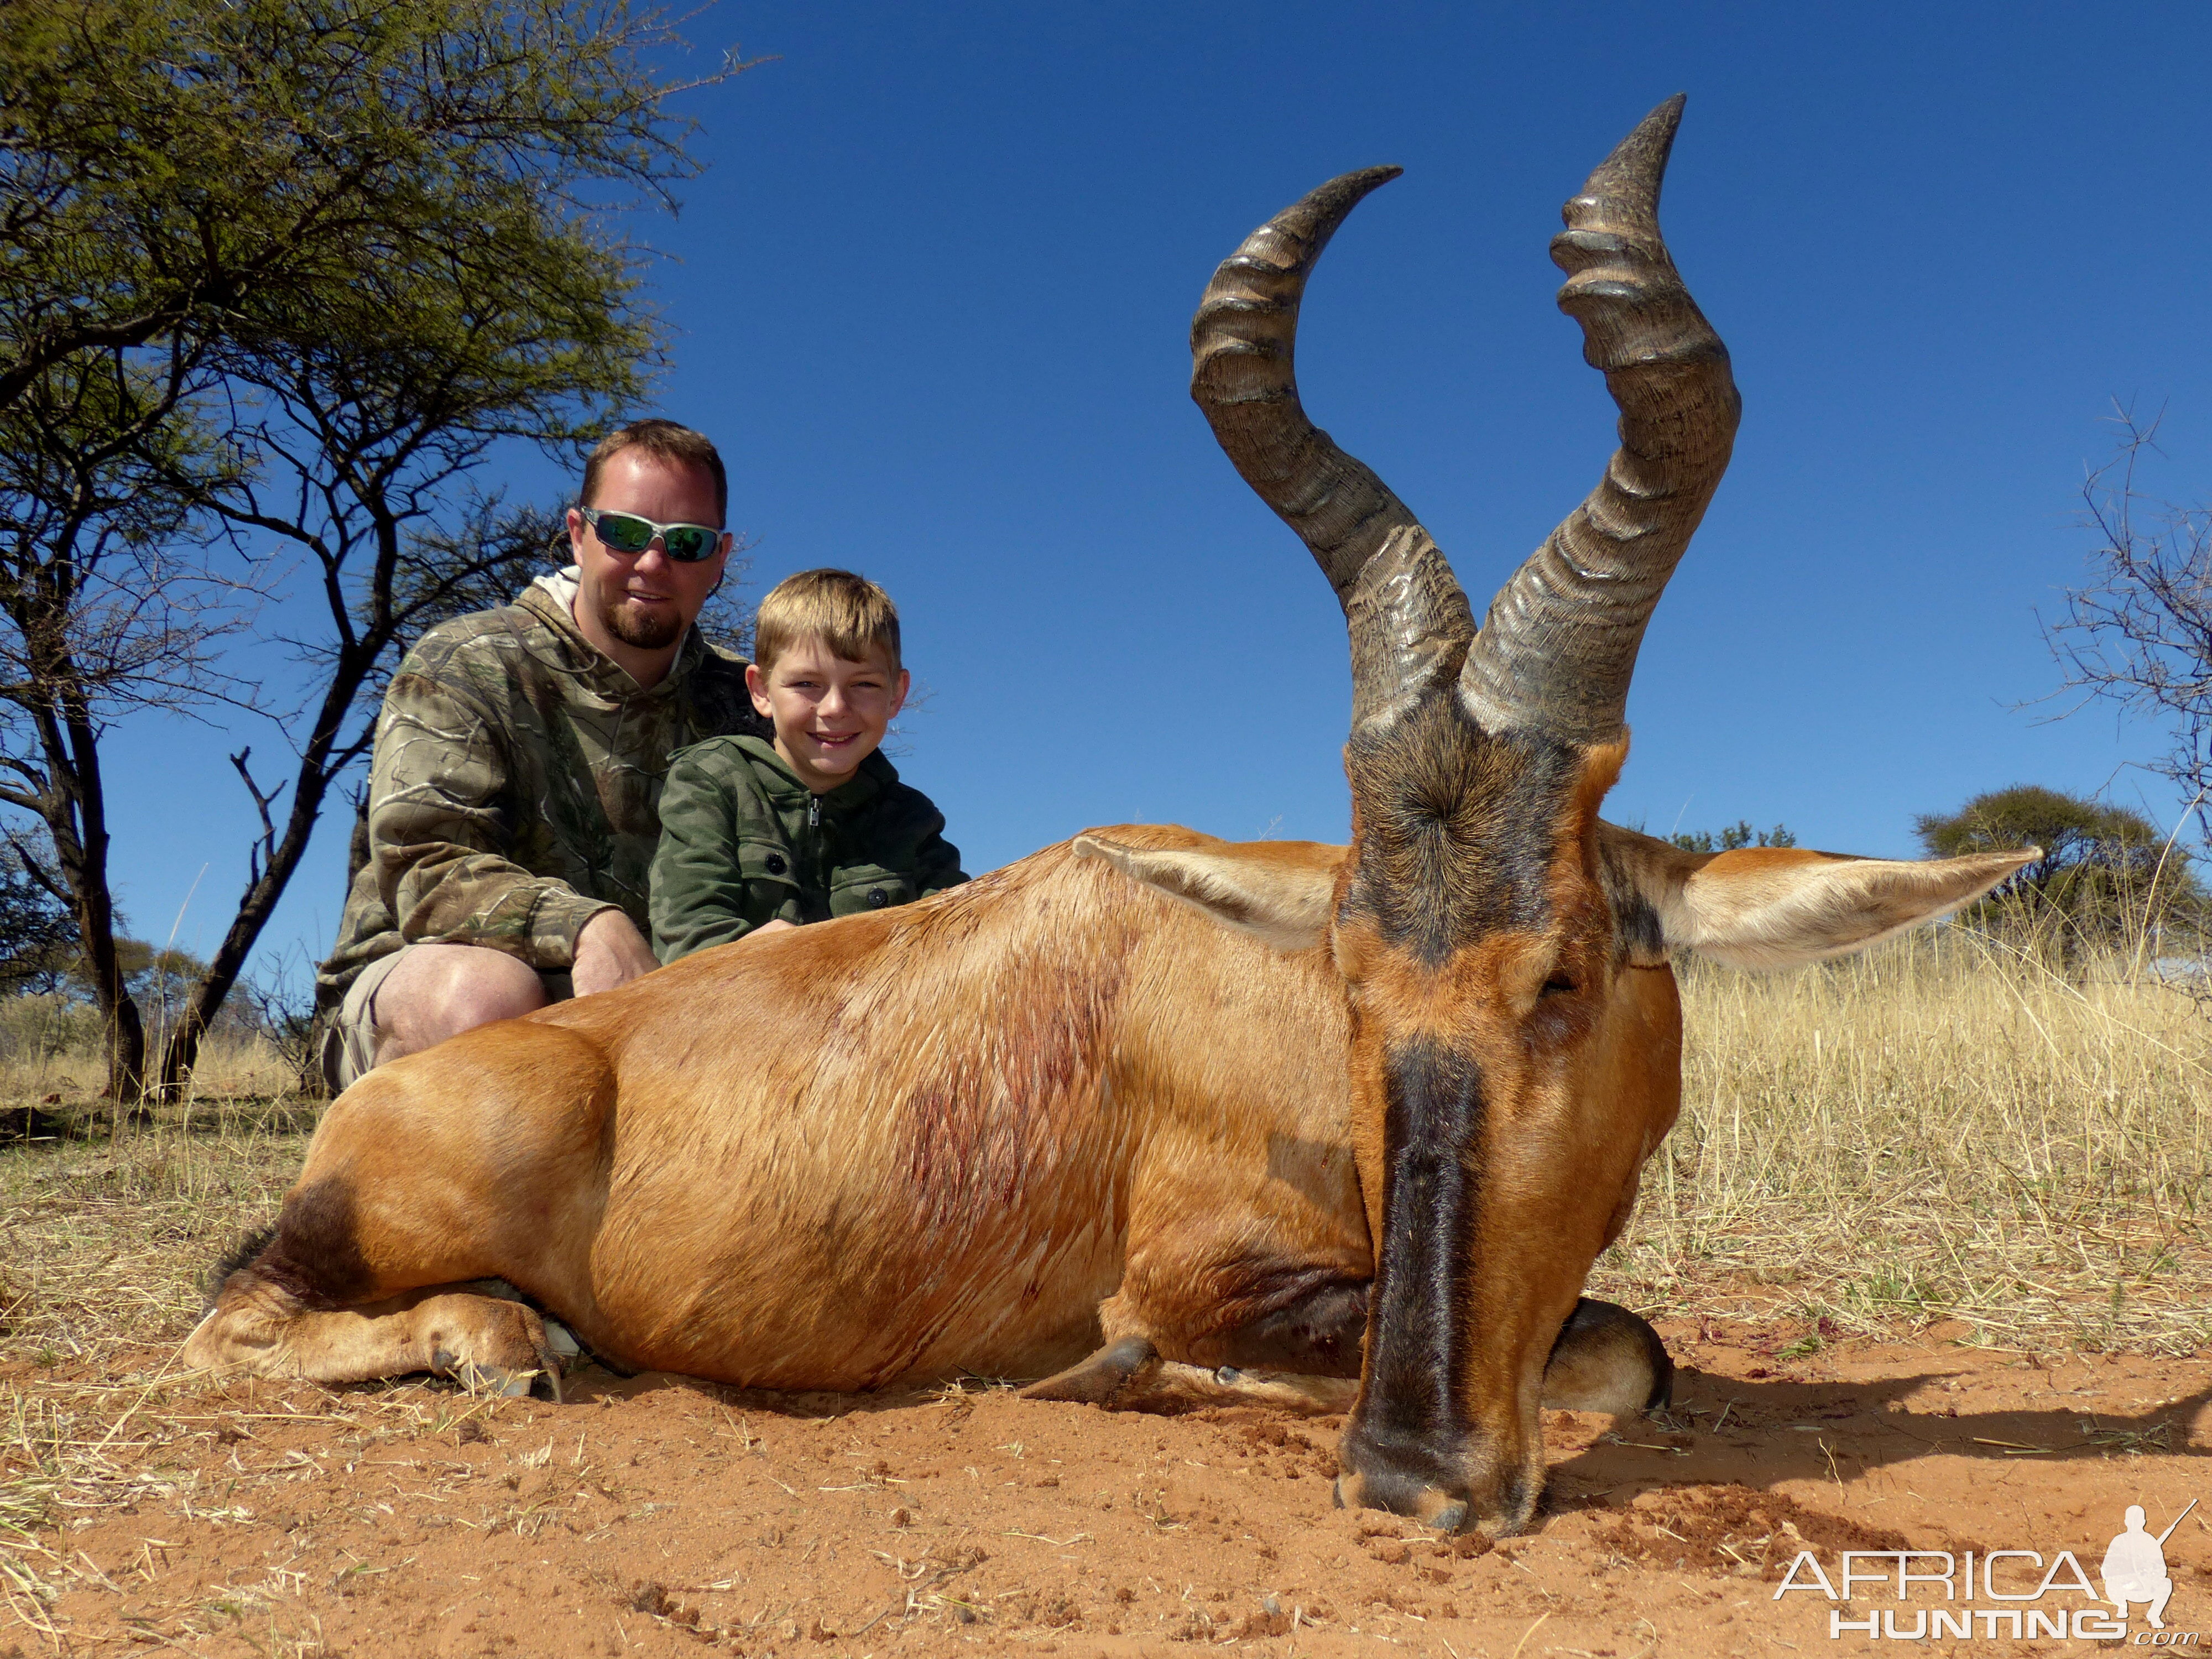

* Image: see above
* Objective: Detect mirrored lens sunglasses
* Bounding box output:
[580,506,724,564]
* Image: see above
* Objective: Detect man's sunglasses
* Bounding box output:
[578,506,726,564]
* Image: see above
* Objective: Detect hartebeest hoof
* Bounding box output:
[1019,1337,1161,1406]
[420,1293,565,1402]
[1540,1297,1672,1416]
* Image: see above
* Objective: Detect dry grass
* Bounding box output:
[0,1365,524,1650]
[1590,928,2212,1356]
[0,1051,518,1645]
[0,1026,300,1103]
[1,1065,313,1375]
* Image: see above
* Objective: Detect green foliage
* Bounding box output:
[0,929,210,1011]
[1668,820,1799,853]
[0,0,720,415]
[0,842,74,994]
[0,0,747,1093]
[0,350,252,747]
[1916,784,2163,877]
[1914,785,2198,957]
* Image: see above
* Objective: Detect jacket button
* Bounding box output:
[765,854,786,875]
[867,888,888,907]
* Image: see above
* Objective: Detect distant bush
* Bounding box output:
[0,935,275,1067]
[0,844,75,995]
[1668,820,1798,853]
[1914,784,2200,964]
[0,994,105,1066]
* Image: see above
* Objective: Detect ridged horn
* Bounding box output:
[1191,167,1476,732]
[1456,94,1741,744]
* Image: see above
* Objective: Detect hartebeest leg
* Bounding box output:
[1133,1363,1359,1414]
[1028,1296,1667,1422]
[1024,1271,1371,1416]
[1539,1298,1672,1415]
[180,1021,615,1396]
[1021,1339,1361,1417]
[183,1280,564,1399]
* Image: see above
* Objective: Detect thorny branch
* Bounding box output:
[228,747,289,888]
[2047,409,2212,828]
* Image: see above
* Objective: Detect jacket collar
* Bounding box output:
[733,734,896,813]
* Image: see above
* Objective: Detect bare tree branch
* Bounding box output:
[2047,409,2212,830]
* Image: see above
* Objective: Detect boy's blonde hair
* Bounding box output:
[754,568,902,674]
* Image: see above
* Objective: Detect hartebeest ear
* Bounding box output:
[1598,823,2038,971]
[1073,834,1344,952]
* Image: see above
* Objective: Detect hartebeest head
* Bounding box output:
[1078,98,2033,1535]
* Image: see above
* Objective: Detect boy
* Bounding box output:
[650,568,967,961]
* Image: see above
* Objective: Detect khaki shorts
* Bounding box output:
[320,945,572,1094]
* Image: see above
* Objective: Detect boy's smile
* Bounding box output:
[747,638,910,795]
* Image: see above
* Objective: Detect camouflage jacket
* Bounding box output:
[317,574,768,1000]
[649,734,967,962]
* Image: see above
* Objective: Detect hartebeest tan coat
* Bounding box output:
[185,100,2031,1536]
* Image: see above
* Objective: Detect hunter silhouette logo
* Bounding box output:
[1774,1496,2200,1642]
[2105,1500,2193,1630]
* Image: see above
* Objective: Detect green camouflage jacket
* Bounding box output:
[317,573,767,1000]
[649,734,967,962]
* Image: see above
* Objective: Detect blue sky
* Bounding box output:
[90,2,2211,984]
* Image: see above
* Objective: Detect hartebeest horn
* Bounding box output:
[1455,95,1741,744]
[1191,167,1477,732]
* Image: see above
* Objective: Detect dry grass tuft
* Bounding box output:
[0,1026,299,1105]
[1591,927,2212,1355]
[0,1086,313,1374]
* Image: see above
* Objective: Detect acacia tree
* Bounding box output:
[1913,784,2196,961]
[0,0,712,413]
[0,346,253,1096]
[1,0,747,1095]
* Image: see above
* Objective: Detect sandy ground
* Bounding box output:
[9,1317,2209,1658]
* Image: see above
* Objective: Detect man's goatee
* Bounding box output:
[601,596,683,651]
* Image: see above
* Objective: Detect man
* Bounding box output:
[315,419,766,1090]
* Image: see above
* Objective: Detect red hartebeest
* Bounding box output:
[184,99,2031,1536]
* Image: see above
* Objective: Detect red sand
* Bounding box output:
[18,1318,2211,1657]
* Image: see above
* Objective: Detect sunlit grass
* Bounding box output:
[1593,925,2212,1355]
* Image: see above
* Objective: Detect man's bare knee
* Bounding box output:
[373,945,547,1063]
